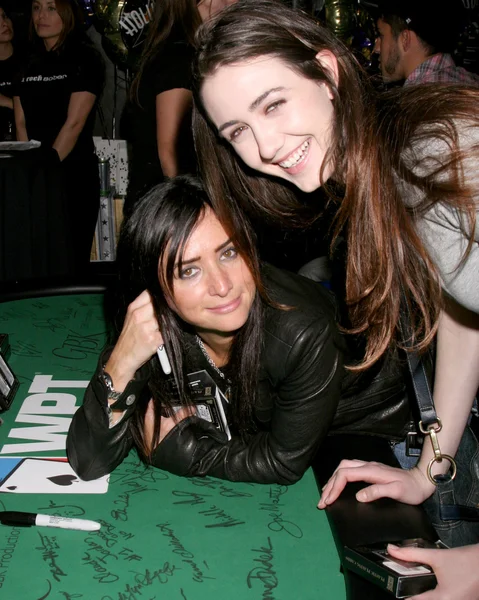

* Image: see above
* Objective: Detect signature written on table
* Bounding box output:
[156,522,214,583]
[247,537,279,600]
[35,531,67,583]
[260,485,303,539]
[101,563,178,600]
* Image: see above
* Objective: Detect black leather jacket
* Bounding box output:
[67,265,410,484]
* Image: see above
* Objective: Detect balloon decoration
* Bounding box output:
[324,0,357,41]
[91,0,378,71]
[322,0,377,68]
[93,0,155,70]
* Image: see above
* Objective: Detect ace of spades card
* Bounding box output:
[0,458,109,494]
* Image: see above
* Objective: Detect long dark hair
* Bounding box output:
[29,0,85,51]
[192,0,478,370]
[130,0,201,103]
[117,175,270,459]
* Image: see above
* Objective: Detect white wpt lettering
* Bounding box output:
[0,374,88,454]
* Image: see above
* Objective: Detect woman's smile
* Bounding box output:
[277,138,311,172]
[207,296,242,314]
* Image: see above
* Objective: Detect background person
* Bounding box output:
[13,0,104,274]
[0,5,15,140]
[124,0,238,218]
[374,0,479,86]
[191,0,479,543]
[67,175,410,484]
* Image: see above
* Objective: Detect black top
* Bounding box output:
[67,264,410,483]
[0,53,17,141]
[14,40,104,162]
[125,35,196,206]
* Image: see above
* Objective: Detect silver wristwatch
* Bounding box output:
[102,367,122,401]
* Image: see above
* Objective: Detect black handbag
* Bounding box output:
[401,312,479,548]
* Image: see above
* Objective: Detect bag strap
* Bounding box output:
[399,301,458,486]
[400,299,479,523]
[399,310,438,428]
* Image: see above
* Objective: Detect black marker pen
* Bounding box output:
[0,511,101,531]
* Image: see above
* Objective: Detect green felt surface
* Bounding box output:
[0,295,346,599]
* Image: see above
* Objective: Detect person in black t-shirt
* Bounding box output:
[0,5,15,141]
[125,0,199,217]
[125,0,238,217]
[13,0,104,274]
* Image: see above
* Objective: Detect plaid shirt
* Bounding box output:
[405,53,479,87]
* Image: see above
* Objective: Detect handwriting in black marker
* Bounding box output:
[247,537,278,598]
[84,536,118,561]
[260,485,303,538]
[13,341,42,358]
[190,477,253,498]
[59,593,83,599]
[171,490,210,505]
[82,551,119,583]
[37,500,85,518]
[53,331,105,361]
[131,563,178,587]
[36,531,67,582]
[33,319,67,333]
[36,579,52,600]
[266,512,303,539]
[198,505,245,528]
[100,564,178,600]
[31,301,50,310]
[156,523,215,582]
[118,547,142,562]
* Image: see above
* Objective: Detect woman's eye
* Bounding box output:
[229,126,248,141]
[221,247,237,260]
[265,99,285,114]
[179,266,199,280]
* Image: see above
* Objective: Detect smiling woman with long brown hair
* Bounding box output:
[191,0,479,551]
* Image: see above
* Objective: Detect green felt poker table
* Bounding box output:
[0,290,348,600]
[0,287,437,600]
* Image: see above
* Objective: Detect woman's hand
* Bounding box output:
[317,459,435,508]
[105,290,163,392]
[385,543,479,600]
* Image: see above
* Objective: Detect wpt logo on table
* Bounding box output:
[0,374,88,455]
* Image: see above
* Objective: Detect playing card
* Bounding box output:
[0,458,109,494]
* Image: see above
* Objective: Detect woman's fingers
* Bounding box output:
[106,291,164,385]
[318,462,415,508]
[318,459,370,508]
[129,289,153,308]
[385,544,479,600]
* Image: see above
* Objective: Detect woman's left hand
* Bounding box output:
[385,543,479,600]
[317,459,434,508]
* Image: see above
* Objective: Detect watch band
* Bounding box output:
[101,367,122,401]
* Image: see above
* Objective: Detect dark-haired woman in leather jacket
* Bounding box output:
[67,176,410,484]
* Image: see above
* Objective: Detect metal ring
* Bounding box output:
[427,454,457,486]
[419,418,442,435]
